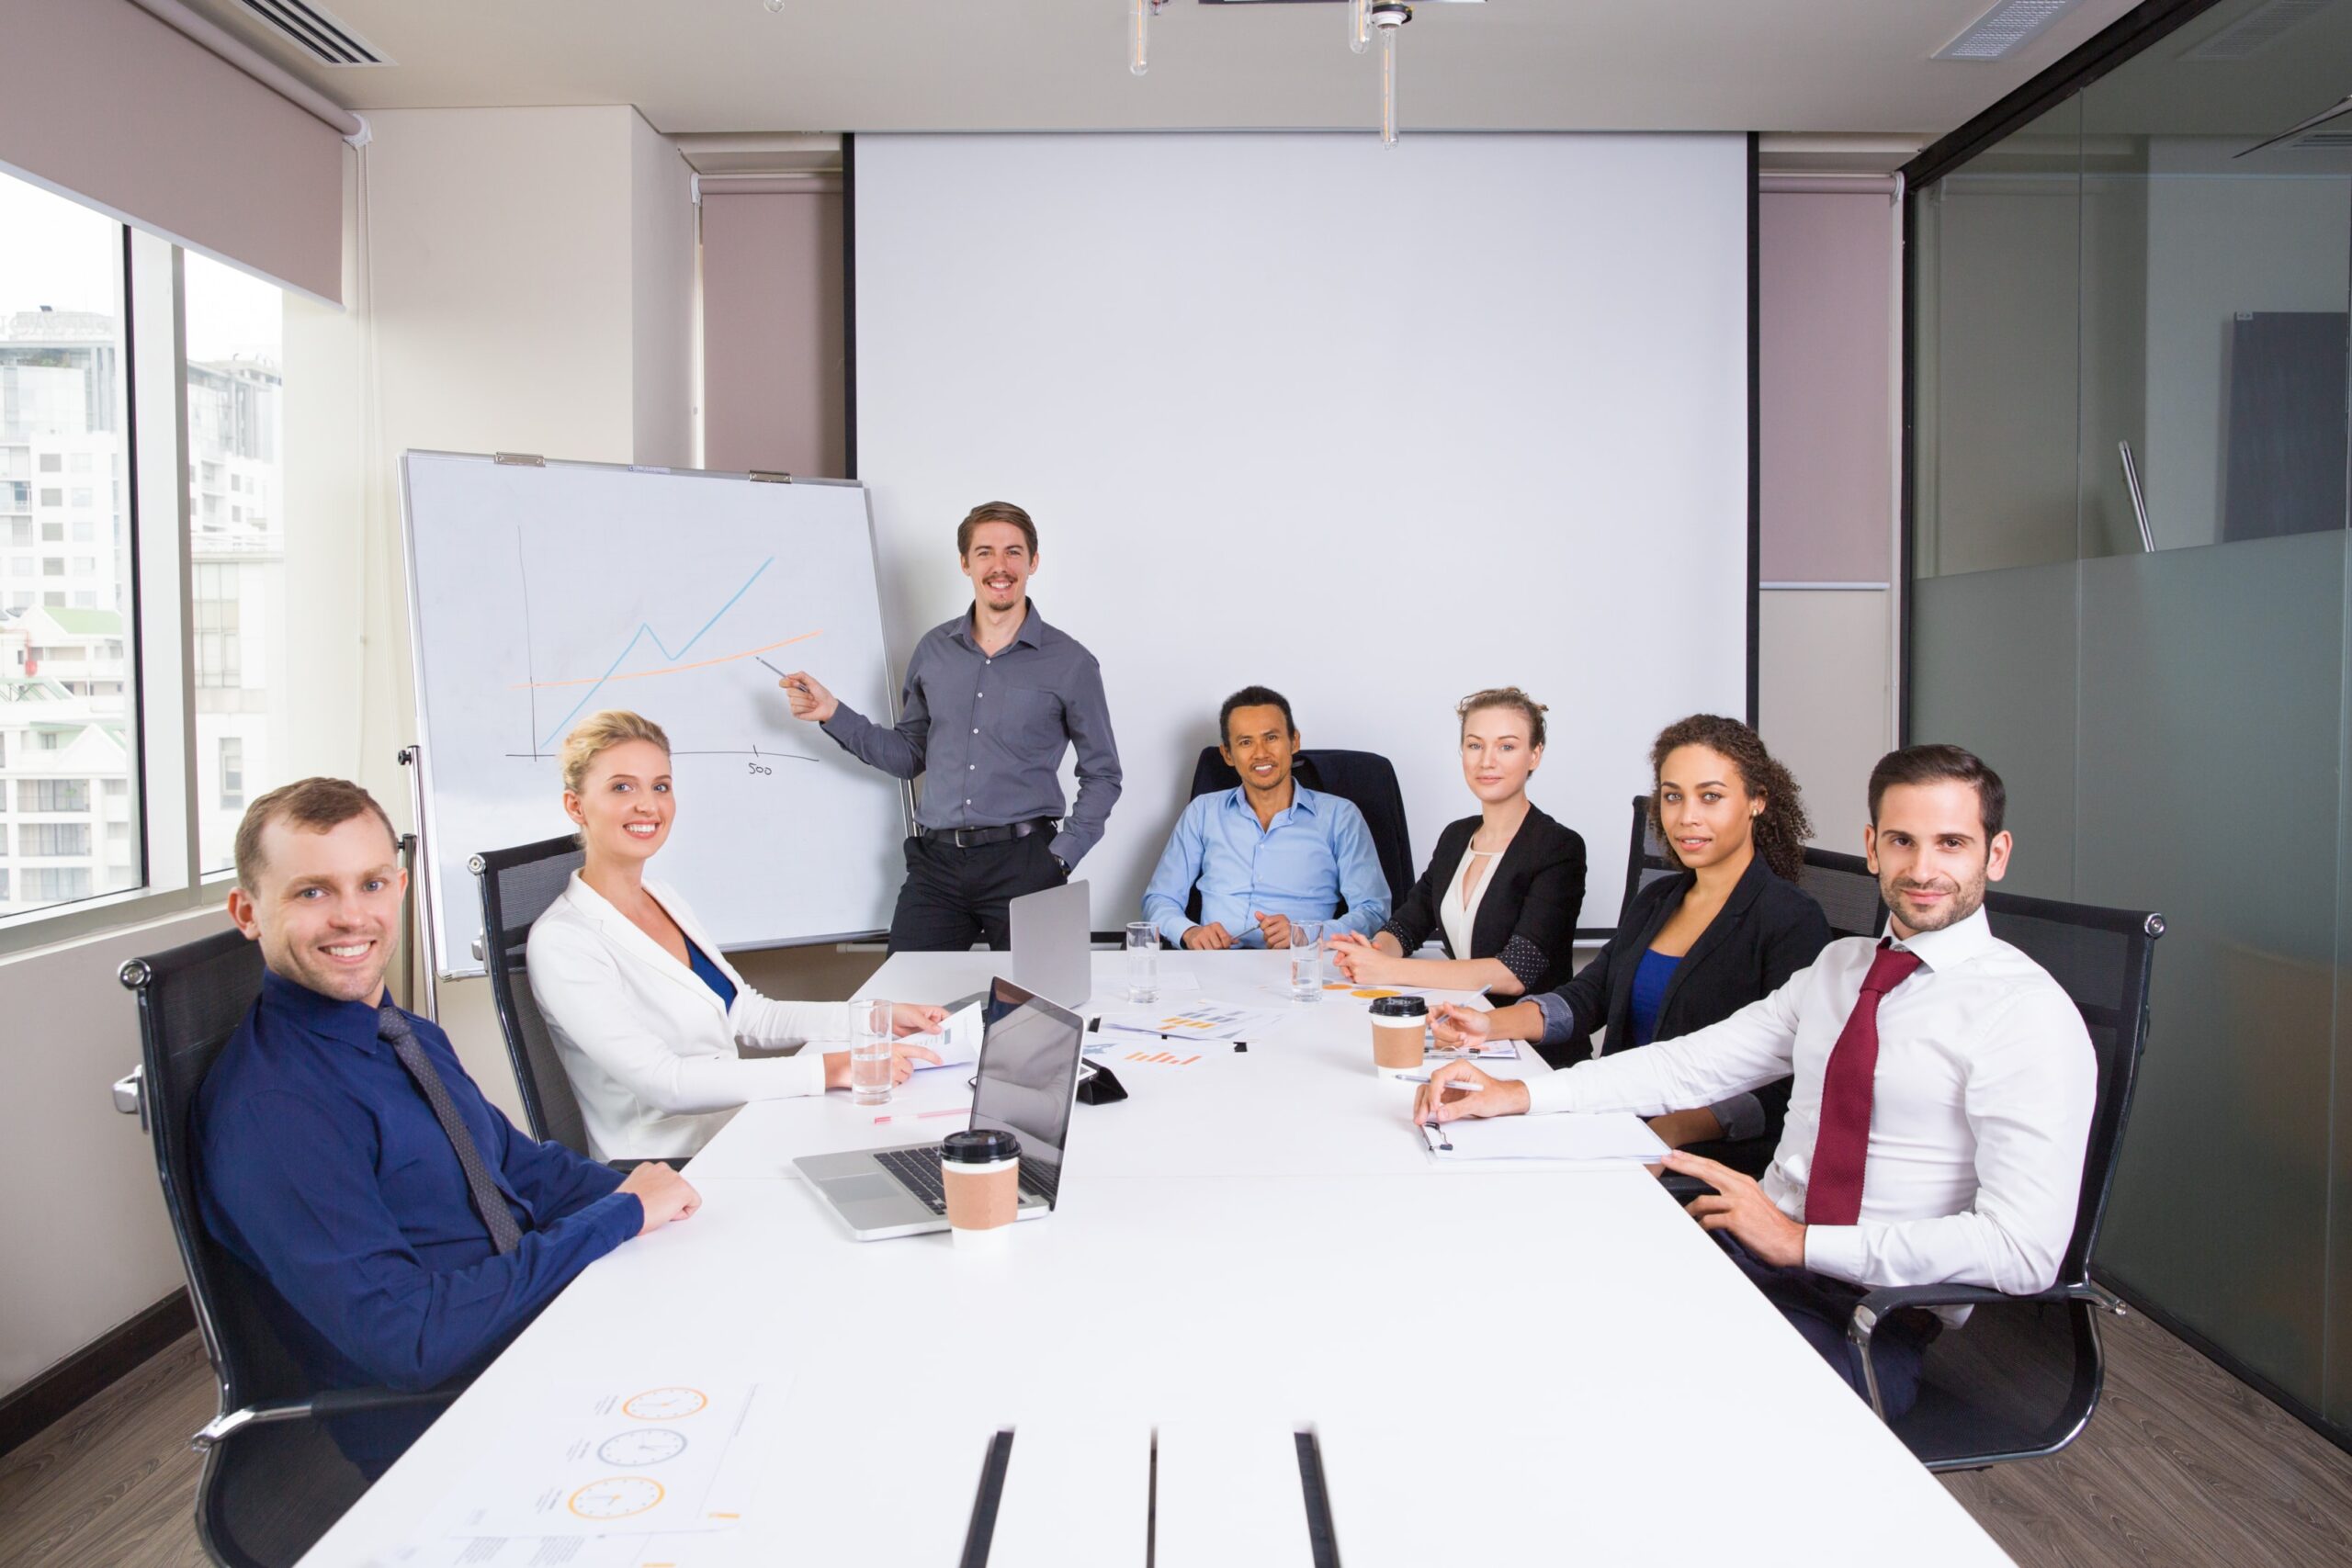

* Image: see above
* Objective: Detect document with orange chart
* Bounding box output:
[1095,1001,1286,1044]
[393,1381,780,1559]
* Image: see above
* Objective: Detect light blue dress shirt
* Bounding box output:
[1142,784,1390,947]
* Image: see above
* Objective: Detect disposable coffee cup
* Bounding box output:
[941,1127,1022,1250]
[1370,994,1430,1071]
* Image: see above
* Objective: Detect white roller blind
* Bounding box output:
[0,0,345,304]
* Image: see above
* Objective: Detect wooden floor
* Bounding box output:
[3,1308,2349,1566]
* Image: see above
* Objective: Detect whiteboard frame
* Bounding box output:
[397,449,911,982]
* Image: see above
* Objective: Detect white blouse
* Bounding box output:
[1440,840,1502,962]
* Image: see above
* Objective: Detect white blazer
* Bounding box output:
[526,872,846,1161]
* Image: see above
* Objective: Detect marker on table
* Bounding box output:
[873,1105,970,1125]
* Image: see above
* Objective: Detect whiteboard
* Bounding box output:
[854,133,1750,931]
[400,452,907,977]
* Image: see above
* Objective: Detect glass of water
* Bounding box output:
[1288,919,1327,1001]
[1125,920,1159,1002]
[849,998,895,1106]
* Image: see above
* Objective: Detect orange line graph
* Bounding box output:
[511,629,823,690]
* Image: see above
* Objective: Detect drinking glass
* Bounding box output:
[1288,919,1327,1001]
[849,997,895,1106]
[1125,920,1159,1002]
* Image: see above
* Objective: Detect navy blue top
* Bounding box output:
[197,970,641,1469]
[1629,949,1682,1049]
[684,938,737,1009]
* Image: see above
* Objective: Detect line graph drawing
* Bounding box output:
[532,558,800,750]
[514,628,823,691]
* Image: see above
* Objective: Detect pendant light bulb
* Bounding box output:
[1371,4,1411,145]
[1350,0,1370,54]
[1131,0,1152,76]
[763,0,785,13]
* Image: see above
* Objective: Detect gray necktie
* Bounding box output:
[379,1004,522,1255]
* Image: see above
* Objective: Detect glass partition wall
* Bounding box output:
[1909,0,2352,1438]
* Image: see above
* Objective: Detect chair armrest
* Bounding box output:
[1845,1280,2122,1424]
[194,1382,466,1450]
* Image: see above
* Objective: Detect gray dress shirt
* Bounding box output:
[820,600,1123,866]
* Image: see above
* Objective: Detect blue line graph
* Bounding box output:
[537,558,775,750]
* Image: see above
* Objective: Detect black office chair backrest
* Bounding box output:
[473,834,592,1156]
[1982,890,2162,1284]
[126,929,370,1566]
[1623,793,1886,939]
[1186,747,1415,919]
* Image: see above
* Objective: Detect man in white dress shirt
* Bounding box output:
[1414,745,2097,1415]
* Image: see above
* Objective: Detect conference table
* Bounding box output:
[304,950,2014,1567]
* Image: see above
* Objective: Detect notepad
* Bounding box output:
[1420,1111,1668,1165]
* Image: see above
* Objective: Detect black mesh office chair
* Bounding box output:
[1844,892,2162,1472]
[1624,793,1884,940]
[1184,747,1414,926]
[471,834,594,1157]
[120,930,455,1568]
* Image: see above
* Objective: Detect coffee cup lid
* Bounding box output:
[1369,995,1428,1019]
[941,1127,1020,1164]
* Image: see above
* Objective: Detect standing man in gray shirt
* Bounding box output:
[779,501,1123,952]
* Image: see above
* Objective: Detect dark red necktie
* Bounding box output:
[1804,941,1925,1227]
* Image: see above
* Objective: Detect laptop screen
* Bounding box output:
[970,976,1082,1196]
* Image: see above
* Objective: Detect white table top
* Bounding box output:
[304,950,2012,1567]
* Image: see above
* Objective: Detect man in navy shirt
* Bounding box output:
[198,778,700,1472]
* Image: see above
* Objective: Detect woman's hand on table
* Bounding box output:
[1409,1060,1532,1124]
[1325,931,1399,985]
[820,1041,943,1089]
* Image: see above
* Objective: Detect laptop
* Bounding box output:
[1010,878,1093,1009]
[793,976,1085,1241]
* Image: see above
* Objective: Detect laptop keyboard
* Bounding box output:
[875,1146,1057,1213]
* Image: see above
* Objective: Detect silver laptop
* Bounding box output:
[794,976,1085,1241]
[1011,878,1093,1009]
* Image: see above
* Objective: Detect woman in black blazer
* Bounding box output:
[1327,687,1586,998]
[1431,714,1831,1176]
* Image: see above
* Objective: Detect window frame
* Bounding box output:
[0,225,243,952]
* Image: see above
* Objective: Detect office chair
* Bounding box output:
[119,929,455,1568]
[471,834,596,1158]
[1182,747,1414,928]
[1843,891,2161,1472]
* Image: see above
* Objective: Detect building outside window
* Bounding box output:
[0,172,135,918]
[219,734,243,809]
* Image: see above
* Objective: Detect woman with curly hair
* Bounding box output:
[1429,714,1831,1174]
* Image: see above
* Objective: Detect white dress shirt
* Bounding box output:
[1438,842,1500,965]
[1525,905,2095,1299]
[527,873,846,1161]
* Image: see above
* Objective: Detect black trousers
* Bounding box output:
[887,830,1065,953]
[1716,1235,1942,1419]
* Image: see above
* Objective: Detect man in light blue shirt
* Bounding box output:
[1143,686,1390,950]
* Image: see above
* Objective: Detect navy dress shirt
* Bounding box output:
[197,970,643,1469]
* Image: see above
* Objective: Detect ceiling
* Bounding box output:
[180,0,2148,149]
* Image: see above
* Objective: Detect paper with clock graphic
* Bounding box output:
[378,1381,782,1562]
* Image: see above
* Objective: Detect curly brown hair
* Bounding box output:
[1646,714,1812,882]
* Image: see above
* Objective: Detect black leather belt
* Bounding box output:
[916,817,1057,849]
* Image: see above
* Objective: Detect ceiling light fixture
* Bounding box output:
[1350,0,1371,54]
[1147,0,1481,141]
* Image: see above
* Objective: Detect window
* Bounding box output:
[185,252,287,874]
[0,170,136,921]
[19,779,91,813]
[21,822,91,857]
[18,868,90,903]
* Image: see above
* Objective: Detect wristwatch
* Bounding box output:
[1052,853,1069,878]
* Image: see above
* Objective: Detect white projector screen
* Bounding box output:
[854,133,1750,934]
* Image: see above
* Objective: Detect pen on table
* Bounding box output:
[872,1105,970,1124]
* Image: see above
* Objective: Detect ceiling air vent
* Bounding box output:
[236,0,391,66]
[1932,0,2085,61]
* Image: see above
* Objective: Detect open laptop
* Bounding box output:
[1011,878,1093,1009]
[794,976,1085,1241]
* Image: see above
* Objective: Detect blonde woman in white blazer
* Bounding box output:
[528,711,943,1161]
